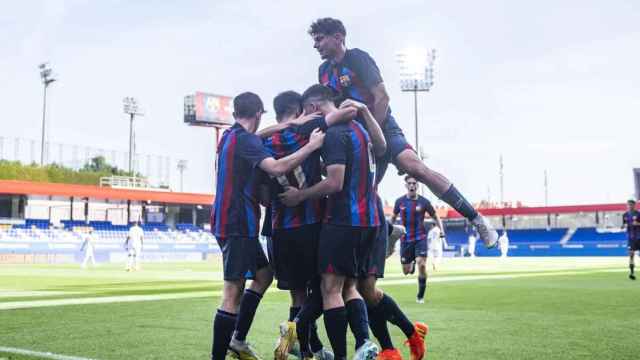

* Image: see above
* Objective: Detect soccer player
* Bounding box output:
[498,230,510,258]
[125,221,143,271]
[468,226,478,258]
[622,199,640,280]
[308,17,498,248]
[391,176,444,303]
[80,229,96,269]
[209,92,325,360]
[280,84,381,360]
[263,90,353,360]
[427,223,447,272]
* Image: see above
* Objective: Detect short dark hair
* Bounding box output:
[233,92,264,119]
[302,84,335,106]
[405,175,417,183]
[308,17,346,36]
[273,91,302,121]
[628,199,637,205]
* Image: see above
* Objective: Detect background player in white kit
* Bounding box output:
[427,223,447,271]
[80,229,96,269]
[499,230,509,258]
[125,221,144,271]
[468,226,478,258]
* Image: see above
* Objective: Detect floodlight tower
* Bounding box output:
[396,48,436,195]
[123,97,143,174]
[177,159,187,192]
[39,63,57,166]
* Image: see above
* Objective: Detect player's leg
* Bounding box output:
[629,247,636,280]
[401,241,416,275]
[211,236,248,360]
[321,272,348,360]
[416,256,427,303]
[232,237,273,353]
[126,248,134,271]
[294,278,326,359]
[415,239,428,303]
[133,247,141,271]
[394,147,498,248]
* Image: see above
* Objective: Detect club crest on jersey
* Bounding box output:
[339,74,352,87]
[416,206,422,212]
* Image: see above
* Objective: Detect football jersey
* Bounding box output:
[262,118,327,230]
[394,195,436,242]
[128,226,144,248]
[623,210,640,240]
[322,121,380,227]
[211,123,271,238]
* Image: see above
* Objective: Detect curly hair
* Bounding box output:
[308,17,346,36]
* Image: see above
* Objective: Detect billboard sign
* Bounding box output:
[184,92,233,127]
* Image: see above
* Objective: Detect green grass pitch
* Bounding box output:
[0,257,637,359]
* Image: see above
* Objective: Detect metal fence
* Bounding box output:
[0,136,172,187]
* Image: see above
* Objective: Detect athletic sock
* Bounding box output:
[289,306,301,322]
[379,293,415,338]
[417,276,427,299]
[323,307,348,359]
[346,299,370,350]
[308,322,324,353]
[630,263,635,275]
[296,291,323,355]
[440,185,478,221]
[233,289,262,342]
[211,309,237,360]
[367,302,394,350]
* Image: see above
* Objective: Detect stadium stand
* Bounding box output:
[569,227,626,242]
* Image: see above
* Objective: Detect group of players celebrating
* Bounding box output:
[210,18,499,360]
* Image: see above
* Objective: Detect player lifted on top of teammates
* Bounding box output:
[308,17,499,247]
[209,92,325,360]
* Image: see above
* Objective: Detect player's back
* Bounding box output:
[321,121,379,227]
[211,124,265,238]
[263,120,325,229]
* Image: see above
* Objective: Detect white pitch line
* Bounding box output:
[0,291,220,311]
[0,268,624,311]
[377,268,625,286]
[0,346,96,360]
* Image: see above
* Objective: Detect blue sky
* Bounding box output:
[1,0,639,206]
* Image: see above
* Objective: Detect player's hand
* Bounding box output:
[339,99,367,112]
[291,111,321,126]
[279,186,303,207]
[307,128,325,150]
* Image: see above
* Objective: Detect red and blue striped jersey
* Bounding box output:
[393,195,436,242]
[262,118,327,230]
[318,48,382,111]
[211,123,271,238]
[322,121,380,227]
[623,210,640,240]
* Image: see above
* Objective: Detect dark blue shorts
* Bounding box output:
[628,238,640,251]
[365,223,387,279]
[400,238,428,265]
[376,114,414,183]
[318,224,377,278]
[271,223,321,290]
[216,236,270,281]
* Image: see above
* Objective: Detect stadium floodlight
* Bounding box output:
[123,97,144,174]
[396,48,436,157]
[177,160,188,192]
[39,63,57,166]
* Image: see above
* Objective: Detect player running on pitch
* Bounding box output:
[309,17,498,248]
[125,221,144,271]
[391,176,444,303]
[622,199,640,280]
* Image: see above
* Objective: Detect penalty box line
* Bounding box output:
[0,346,97,360]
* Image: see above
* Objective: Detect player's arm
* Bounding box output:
[256,113,322,138]
[279,164,345,206]
[390,199,401,224]
[325,107,357,127]
[258,129,325,177]
[370,83,390,126]
[340,99,386,156]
